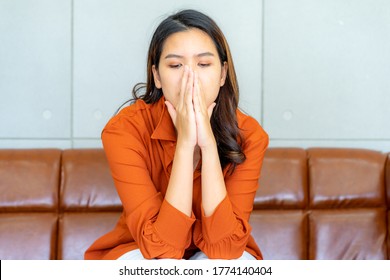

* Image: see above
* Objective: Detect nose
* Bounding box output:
[184,60,198,72]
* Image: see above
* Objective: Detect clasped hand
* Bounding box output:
[165,65,216,150]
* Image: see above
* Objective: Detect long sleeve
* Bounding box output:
[193,114,269,259]
[102,115,195,259]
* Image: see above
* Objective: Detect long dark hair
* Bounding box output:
[128,9,245,173]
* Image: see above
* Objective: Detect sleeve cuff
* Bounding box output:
[153,199,196,248]
[201,195,238,243]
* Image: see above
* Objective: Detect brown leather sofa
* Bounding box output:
[0,148,389,260]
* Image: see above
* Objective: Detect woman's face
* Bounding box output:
[152,28,227,108]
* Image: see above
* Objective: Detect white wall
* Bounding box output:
[0,0,389,151]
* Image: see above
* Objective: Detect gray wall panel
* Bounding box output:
[264,0,390,140]
[1,0,389,151]
[0,0,71,138]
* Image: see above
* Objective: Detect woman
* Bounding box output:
[84,9,268,260]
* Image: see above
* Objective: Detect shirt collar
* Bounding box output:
[151,96,177,142]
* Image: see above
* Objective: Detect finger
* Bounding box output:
[196,75,206,107]
[185,68,194,110]
[207,102,216,119]
[193,71,201,113]
[179,65,189,108]
[165,101,177,126]
[194,72,207,114]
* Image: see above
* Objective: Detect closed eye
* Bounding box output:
[198,63,211,68]
[169,64,182,69]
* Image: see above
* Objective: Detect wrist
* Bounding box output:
[176,140,196,153]
[199,138,217,152]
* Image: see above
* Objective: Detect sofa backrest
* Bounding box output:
[0,148,389,260]
[0,149,121,260]
[58,149,121,260]
[0,149,61,259]
[251,148,390,259]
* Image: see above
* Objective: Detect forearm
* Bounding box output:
[200,141,227,217]
[164,145,194,217]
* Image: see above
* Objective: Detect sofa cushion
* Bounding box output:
[388,212,390,259]
[60,149,121,211]
[58,212,120,260]
[386,153,390,207]
[250,210,307,259]
[309,209,387,259]
[0,213,57,260]
[0,149,61,211]
[308,148,387,208]
[255,148,308,209]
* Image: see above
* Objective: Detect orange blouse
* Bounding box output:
[84,96,269,260]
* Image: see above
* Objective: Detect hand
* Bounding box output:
[193,71,216,149]
[165,66,197,149]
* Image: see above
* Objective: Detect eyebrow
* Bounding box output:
[164,52,215,59]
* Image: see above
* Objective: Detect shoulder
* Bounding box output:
[101,99,156,150]
[103,99,151,133]
[236,109,268,144]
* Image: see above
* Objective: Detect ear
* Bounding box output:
[152,65,162,89]
[220,62,228,87]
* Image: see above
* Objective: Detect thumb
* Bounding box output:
[165,101,177,126]
[207,102,216,120]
